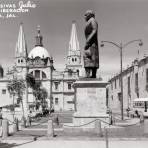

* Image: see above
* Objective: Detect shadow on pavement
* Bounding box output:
[0,140,35,148]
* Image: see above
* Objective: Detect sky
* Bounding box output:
[0,0,148,80]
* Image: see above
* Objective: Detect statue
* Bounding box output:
[83,10,99,78]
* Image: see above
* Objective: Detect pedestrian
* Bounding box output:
[55,115,59,126]
[140,113,144,123]
[109,110,113,125]
[28,110,32,126]
[126,107,130,117]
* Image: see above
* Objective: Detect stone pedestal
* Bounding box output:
[64,79,109,133]
[47,119,54,137]
[2,119,9,138]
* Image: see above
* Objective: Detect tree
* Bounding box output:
[26,74,48,111]
[26,73,36,89]
[32,84,48,111]
[39,87,48,111]
[7,77,26,117]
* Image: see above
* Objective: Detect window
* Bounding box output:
[35,70,40,79]
[146,69,148,83]
[2,89,6,94]
[68,69,73,77]
[115,79,116,89]
[135,73,139,98]
[72,58,74,62]
[119,78,121,87]
[42,71,46,79]
[68,83,72,90]
[128,76,131,97]
[67,101,74,104]
[54,82,59,90]
[77,69,79,76]
[118,93,121,101]
[75,58,77,62]
[21,59,23,63]
[111,82,113,90]
[106,88,109,107]
[55,98,58,105]
[18,59,20,63]
[111,95,113,101]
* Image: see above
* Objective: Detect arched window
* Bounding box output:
[18,59,20,63]
[68,83,72,90]
[75,58,77,62]
[21,59,23,63]
[72,58,74,62]
[76,69,79,76]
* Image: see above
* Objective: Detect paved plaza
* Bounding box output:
[7,112,148,139]
[1,139,148,148]
[1,112,148,148]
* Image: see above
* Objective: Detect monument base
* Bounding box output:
[64,114,109,134]
[64,79,109,133]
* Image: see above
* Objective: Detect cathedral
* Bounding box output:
[0,21,82,116]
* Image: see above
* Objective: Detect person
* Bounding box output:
[55,114,59,126]
[139,112,144,123]
[83,10,99,78]
[109,110,113,125]
[126,107,130,117]
[28,110,32,126]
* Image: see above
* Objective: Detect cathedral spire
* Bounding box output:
[66,21,82,74]
[35,25,43,47]
[15,22,28,58]
[68,20,80,56]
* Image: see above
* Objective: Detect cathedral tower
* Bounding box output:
[66,21,82,75]
[15,22,28,68]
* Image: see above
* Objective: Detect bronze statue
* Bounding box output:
[83,10,99,78]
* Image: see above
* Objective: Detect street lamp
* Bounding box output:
[101,39,143,120]
[49,57,55,111]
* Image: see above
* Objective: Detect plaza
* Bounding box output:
[1,0,148,147]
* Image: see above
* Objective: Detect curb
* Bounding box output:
[3,136,148,141]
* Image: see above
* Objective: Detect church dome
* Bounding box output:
[28,46,50,59]
[28,25,50,59]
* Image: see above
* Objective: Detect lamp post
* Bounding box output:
[49,57,54,111]
[101,39,143,120]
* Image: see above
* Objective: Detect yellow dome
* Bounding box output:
[28,46,50,59]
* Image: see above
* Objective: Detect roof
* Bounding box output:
[109,56,148,83]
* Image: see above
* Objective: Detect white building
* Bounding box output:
[0,21,82,115]
[107,57,148,113]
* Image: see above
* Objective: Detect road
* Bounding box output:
[1,139,148,148]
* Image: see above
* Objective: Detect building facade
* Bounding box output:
[107,57,148,113]
[52,21,82,111]
[0,21,82,115]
